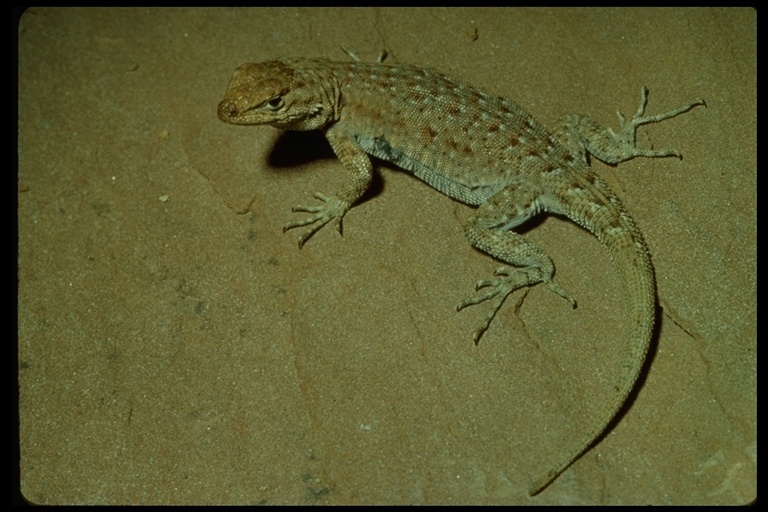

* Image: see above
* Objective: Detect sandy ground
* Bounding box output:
[17,7,755,505]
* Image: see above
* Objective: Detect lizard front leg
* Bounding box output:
[458,179,575,344]
[283,124,373,247]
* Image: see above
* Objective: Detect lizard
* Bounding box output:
[217,57,704,496]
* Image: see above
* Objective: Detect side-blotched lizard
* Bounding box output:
[218,57,704,495]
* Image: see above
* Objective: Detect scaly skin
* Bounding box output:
[218,58,704,495]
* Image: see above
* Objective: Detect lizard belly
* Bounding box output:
[355,134,500,206]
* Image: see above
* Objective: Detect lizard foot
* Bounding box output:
[457,266,576,344]
[611,86,706,159]
[283,192,350,248]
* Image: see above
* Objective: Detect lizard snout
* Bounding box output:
[217,99,241,122]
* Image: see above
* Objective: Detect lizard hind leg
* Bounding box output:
[554,86,705,164]
[458,183,576,344]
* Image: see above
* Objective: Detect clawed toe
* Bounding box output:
[283,193,349,247]
[457,266,575,344]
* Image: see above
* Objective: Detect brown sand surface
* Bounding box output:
[18,7,755,504]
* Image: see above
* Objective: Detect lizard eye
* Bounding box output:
[264,97,284,110]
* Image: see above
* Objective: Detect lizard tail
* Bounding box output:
[528,220,656,496]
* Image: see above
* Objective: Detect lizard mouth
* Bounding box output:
[218,99,281,126]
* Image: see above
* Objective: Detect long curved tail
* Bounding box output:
[528,215,656,496]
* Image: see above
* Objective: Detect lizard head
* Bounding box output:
[217,60,338,131]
